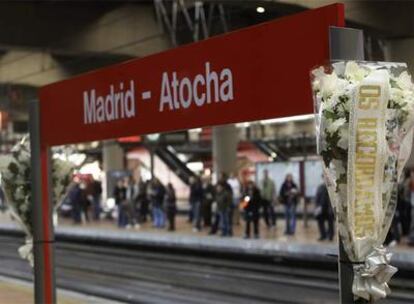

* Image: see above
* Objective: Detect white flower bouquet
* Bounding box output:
[0,138,75,266]
[311,61,414,301]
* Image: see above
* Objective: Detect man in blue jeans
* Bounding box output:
[189,176,204,232]
[216,183,232,236]
[150,178,166,228]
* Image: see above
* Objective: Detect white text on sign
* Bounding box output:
[82,62,234,124]
[159,62,234,112]
[83,81,136,124]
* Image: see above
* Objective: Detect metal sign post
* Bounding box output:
[329,26,366,304]
[29,100,56,304]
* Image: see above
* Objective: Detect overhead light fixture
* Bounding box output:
[147,133,160,141]
[256,6,265,13]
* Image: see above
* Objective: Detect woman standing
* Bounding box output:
[165,183,177,231]
[242,181,261,239]
[279,174,299,235]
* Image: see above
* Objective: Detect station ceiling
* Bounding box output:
[0,0,412,119]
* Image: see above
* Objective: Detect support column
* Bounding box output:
[212,124,238,181]
[102,140,125,199]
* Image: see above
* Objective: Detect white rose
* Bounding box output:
[332,159,346,178]
[390,87,405,106]
[15,186,25,201]
[311,67,326,91]
[326,117,347,134]
[320,73,344,99]
[20,204,28,213]
[337,127,349,150]
[345,61,368,82]
[396,71,414,91]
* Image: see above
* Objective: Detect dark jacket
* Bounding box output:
[315,184,332,217]
[151,183,166,208]
[216,190,231,212]
[190,181,203,203]
[202,183,215,204]
[113,185,126,206]
[165,187,177,214]
[280,181,299,205]
[69,184,82,208]
[92,180,102,199]
[243,186,261,219]
[220,180,233,201]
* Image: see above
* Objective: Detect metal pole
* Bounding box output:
[329,26,365,304]
[29,100,56,304]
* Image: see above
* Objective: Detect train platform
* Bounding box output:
[0,275,119,304]
[0,212,413,268]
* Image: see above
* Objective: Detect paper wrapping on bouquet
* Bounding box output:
[311,61,414,301]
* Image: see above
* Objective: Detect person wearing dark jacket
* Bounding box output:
[242,181,261,239]
[280,174,299,235]
[202,177,215,227]
[113,178,127,227]
[150,178,166,228]
[216,183,232,236]
[189,176,204,231]
[91,179,102,221]
[315,182,334,241]
[137,180,149,222]
[165,183,177,231]
[69,179,82,224]
[218,173,234,235]
[80,181,90,222]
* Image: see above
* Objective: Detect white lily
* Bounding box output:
[345,61,368,82]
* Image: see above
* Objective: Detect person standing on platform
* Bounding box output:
[228,172,241,226]
[202,176,215,227]
[280,174,299,235]
[260,169,276,228]
[79,181,90,223]
[138,179,149,223]
[314,182,334,241]
[216,182,232,236]
[242,181,261,239]
[69,177,82,224]
[218,173,234,235]
[151,178,166,228]
[165,183,177,231]
[125,176,139,229]
[190,176,204,232]
[113,178,127,228]
[91,179,102,221]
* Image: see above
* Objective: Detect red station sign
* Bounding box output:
[35,6,345,303]
[39,4,344,147]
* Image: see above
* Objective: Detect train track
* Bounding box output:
[0,233,413,304]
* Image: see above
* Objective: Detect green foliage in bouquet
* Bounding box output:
[1,137,74,248]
